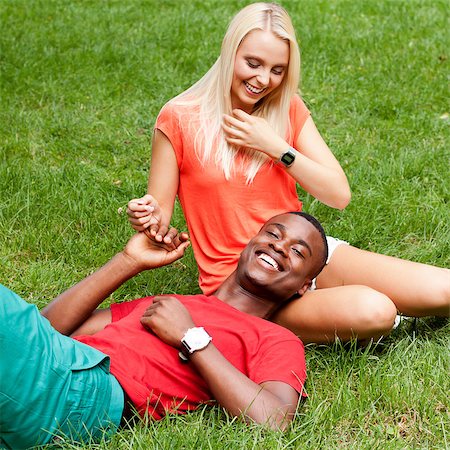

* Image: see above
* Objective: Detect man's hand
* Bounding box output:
[140,296,195,347]
[141,296,300,431]
[123,230,190,272]
[42,226,189,337]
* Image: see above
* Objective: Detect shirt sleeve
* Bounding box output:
[154,101,184,167]
[111,297,153,322]
[289,94,311,146]
[251,334,307,397]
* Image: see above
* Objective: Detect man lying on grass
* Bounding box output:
[0,212,327,448]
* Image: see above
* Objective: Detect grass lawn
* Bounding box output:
[0,0,448,448]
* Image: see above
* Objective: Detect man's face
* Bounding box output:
[236,214,324,301]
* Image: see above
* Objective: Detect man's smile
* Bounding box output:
[256,251,283,271]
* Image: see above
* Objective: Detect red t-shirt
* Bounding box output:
[156,95,310,294]
[75,295,306,420]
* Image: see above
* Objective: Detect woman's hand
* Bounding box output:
[127,194,173,243]
[224,109,351,210]
[222,109,287,158]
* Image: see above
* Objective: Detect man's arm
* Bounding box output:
[190,344,300,430]
[41,230,189,336]
[140,296,300,430]
[70,309,112,337]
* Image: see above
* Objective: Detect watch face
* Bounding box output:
[281,151,295,166]
[182,327,212,353]
[191,329,205,348]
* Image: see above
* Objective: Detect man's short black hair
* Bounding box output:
[288,211,328,277]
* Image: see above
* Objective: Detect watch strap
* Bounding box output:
[179,347,190,363]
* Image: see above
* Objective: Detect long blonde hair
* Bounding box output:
[172,2,300,183]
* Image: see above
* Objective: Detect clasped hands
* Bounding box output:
[127,194,175,242]
[124,195,190,271]
[125,195,194,348]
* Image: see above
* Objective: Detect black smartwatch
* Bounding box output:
[278,147,296,168]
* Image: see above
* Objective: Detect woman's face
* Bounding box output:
[231,29,290,113]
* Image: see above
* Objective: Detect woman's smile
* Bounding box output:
[231,29,289,112]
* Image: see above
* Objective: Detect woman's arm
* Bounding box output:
[223,110,351,209]
[289,116,351,209]
[128,130,180,241]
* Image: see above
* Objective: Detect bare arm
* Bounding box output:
[223,110,351,210]
[290,116,351,209]
[41,231,190,336]
[127,130,180,241]
[41,252,140,335]
[140,296,299,430]
[190,345,299,430]
[70,307,112,336]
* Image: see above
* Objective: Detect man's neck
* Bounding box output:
[213,273,279,319]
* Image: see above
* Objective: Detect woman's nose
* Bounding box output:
[256,69,270,86]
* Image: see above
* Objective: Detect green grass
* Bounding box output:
[1,0,448,448]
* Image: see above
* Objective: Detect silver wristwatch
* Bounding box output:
[179,327,212,362]
[278,147,296,168]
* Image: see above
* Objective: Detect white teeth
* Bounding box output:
[258,253,279,270]
[244,81,264,94]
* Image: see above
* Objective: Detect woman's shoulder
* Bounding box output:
[289,93,309,114]
[288,93,311,136]
[157,97,200,121]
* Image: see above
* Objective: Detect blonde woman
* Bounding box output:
[128,3,449,343]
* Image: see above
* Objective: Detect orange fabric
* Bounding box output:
[156,95,310,294]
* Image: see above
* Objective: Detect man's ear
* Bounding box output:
[297,279,312,297]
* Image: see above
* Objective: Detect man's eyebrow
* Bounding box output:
[297,239,312,256]
[271,223,313,256]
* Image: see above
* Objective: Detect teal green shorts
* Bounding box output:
[0,284,124,449]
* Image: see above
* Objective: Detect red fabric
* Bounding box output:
[75,295,306,420]
[156,95,310,294]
